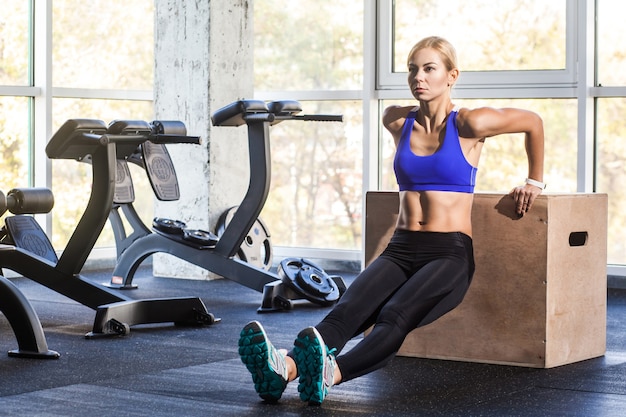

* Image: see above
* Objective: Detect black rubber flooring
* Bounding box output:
[1,266,625,417]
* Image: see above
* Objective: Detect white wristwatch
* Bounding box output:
[525,178,546,189]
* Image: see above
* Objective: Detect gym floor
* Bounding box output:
[1,267,625,417]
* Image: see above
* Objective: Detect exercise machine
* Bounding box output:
[106,100,347,312]
[0,188,59,358]
[0,120,218,338]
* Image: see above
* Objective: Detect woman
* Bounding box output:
[238,35,545,406]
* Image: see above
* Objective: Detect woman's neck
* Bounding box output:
[416,98,454,132]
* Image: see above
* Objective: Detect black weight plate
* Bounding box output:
[278,258,340,305]
[278,258,304,280]
[182,229,219,246]
[152,217,186,235]
[296,265,335,297]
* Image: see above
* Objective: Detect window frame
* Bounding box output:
[376,0,578,98]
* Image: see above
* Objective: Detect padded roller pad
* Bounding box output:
[267,100,302,116]
[107,120,151,134]
[5,215,58,263]
[211,100,269,127]
[46,119,108,160]
[5,188,54,214]
[152,120,187,136]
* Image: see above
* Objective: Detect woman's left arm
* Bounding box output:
[458,107,545,215]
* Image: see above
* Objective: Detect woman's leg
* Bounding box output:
[313,255,411,355]
[336,240,473,382]
[284,237,413,404]
[241,252,409,402]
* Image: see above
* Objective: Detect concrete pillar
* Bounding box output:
[153,0,253,279]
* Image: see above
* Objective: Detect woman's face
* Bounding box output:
[407,47,456,102]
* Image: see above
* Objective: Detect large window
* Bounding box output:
[254,1,363,91]
[380,0,626,270]
[52,0,153,90]
[595,0,626,266]
[48,1,155,249]
[253,1,364,252]
[391,1,567,73]
[0,97,30,189]
[596,0,626,86]
[1,1,154,250]
[3,1,626,272]
[0,2,30,86]
[262,100,363,250]
[0,3,31,190]
[597,98,626,264]
[379,0,573,92]
[253,0,624,271]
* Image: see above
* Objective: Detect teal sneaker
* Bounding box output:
[293,326,337,405]
[238,321,288,402]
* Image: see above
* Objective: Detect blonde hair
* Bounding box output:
[407,36,458,71]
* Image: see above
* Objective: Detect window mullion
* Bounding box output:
[32,0,53,234]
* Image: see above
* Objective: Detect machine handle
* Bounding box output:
[293,114,343,122]
[149,134,202,145]
[97,133,201,145]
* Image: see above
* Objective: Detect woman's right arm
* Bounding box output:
[382,105,410,146]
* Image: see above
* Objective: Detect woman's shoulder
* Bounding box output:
[455,106,498,129]
[382,105,416,130]
[383,104,416,118]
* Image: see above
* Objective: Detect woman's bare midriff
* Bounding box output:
[396,190,474,236]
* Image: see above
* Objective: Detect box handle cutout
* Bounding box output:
[569,231,588,247]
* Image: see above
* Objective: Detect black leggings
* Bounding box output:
[309,230,475,382]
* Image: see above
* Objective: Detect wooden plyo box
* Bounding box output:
[365,192,608,368]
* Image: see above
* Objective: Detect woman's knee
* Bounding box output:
[375,304,417,339]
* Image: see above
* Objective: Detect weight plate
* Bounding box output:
[152,217,186,235]
[215,206,272,270]
[296,265,336,297]
[278,258,340,305]
[183,228,219,246]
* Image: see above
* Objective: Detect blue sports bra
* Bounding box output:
[393,108,477,193]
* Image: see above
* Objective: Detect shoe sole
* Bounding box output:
[238,321,286,402]
[293,327,327,405]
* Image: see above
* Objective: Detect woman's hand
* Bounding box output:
[509,183,543,216]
